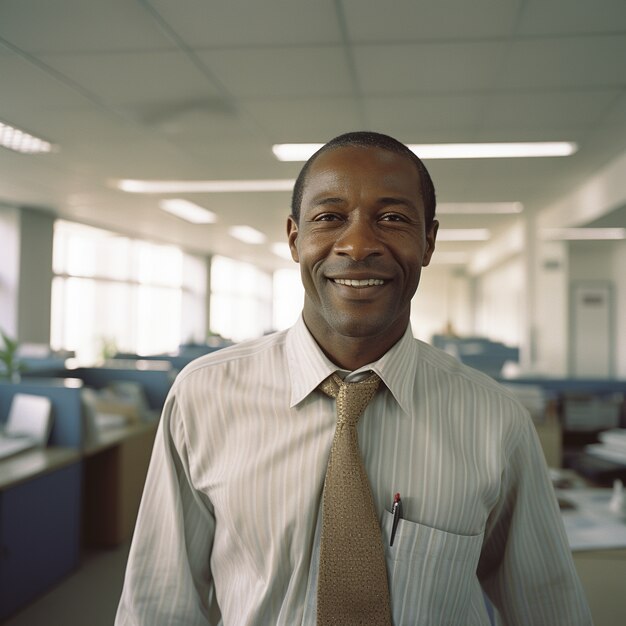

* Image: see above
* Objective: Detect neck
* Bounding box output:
[302,315,408,372]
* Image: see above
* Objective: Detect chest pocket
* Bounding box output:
[382,511,490,625]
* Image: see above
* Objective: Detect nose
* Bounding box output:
[333,217,384,261]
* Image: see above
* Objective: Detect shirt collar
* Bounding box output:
[286,316,339,408]
[286,316,419,416]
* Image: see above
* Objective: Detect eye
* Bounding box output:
[312,213,342,222]
[380,212,409,223]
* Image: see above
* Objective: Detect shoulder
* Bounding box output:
[414,338,531,436]
[172,330,289,391]
[418,339,516,396]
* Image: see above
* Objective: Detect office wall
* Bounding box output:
[411,265,471,342]
[569,241,615,282]
[533,240,569,376]
[474,256,524,347]
[569,241,626,376]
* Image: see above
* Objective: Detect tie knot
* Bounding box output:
[319,372,381,426]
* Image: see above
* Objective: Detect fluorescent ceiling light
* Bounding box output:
[437,202,523,214]
[118,179,295,193]
[437,229,491,241]
[271,242,293,261]
[411,142,577,159]
[272,142,577,161]
[272,144,323,161]
[229,225,267,245]
[0,120,55,154]
[159,199,217,224]
[542,228,626,241]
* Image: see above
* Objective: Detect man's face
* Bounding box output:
[287,145,438,348]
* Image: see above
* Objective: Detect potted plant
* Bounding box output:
[0,329,23,382]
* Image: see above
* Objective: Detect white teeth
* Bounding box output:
[333,278,385,287]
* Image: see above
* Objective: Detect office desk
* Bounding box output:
[0,447,82,620]
[573,549,626,626]
[559,488,626,626]
[82,421,158,547]
[0,447,79,490]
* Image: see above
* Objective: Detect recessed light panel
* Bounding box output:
[437,229,491,241]
[542,228,626,240]
[272,142,577,161]
[159,199,217,224]
[437,202,523,214]
[118,179,295,193]
[229,225,267,245]
[271,242,293,261]
[0,120,55,154]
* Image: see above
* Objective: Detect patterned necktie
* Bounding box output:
[317,372,392,626]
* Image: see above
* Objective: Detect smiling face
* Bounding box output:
[287,145,438,366]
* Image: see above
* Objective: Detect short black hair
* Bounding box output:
[290,131,436,228]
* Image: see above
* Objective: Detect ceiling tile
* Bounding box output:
[482,90,621,131]
[0,54,89,113]
[146,107,258,141]
[168,139,284,179]
[353,42,508,94]
[60,136,195,180]
[0,0,174,53]
[199,47,354,98]
[500,36,626,90]
[2,107,147,147]
[518,0,626,36]
[150,0,342,47]
[242,97,363,139]
[39,51,224,106]
[363,95,486,134]
[342,0,522,41]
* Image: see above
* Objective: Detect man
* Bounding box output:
[116,132,592,625]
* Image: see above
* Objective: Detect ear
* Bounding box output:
[286,215,300,263]
[422,220,439,267]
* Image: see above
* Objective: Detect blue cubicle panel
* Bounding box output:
[71,363,176,410]
[432,335,520,379]
[495,376,626,396]
[0,461,82,621]
[0,379,84,448]
[113,345,226,376]
[20,361,176,412]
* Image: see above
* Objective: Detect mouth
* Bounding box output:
[331,278,387,288]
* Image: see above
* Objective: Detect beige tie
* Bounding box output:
[317,372,392,626]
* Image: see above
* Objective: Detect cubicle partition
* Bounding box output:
[0,361,175,619]
[499,376,626,480]
[0,379,84,621]
[71,361,176,411]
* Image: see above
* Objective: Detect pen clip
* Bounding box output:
[390,492,402,547]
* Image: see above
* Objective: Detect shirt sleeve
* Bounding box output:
[477,410,594,626]
[115,388,220,625]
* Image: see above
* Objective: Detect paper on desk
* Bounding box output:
[558,488,626,551]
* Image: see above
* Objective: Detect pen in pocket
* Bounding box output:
[390,492,402,546]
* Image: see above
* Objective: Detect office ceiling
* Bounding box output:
[0,0,625,271]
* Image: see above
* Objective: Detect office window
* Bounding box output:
[210,256,272,342]
[273,268,304,331]
[51,221,206,363]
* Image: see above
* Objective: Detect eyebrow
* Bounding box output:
[311,196,345,207]
[310,195,416,208]
[377,196,416,209]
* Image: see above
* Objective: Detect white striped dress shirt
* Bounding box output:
[116,317,592,625]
